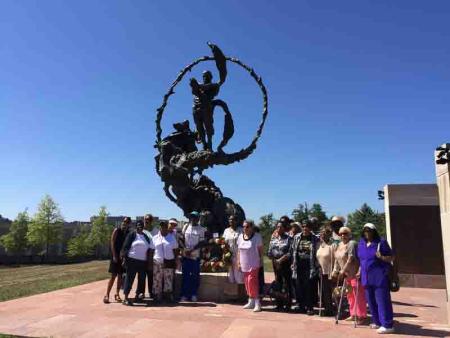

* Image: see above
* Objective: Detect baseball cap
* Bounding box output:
[363,223,376,230]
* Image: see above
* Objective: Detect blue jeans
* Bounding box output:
[181,257,200,298]
[365,284,394,328]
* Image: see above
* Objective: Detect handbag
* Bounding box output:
[162,239,176,269]
[377,243,400,292]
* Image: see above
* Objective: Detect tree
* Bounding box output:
[0,210,30,254]
[27,195,63,257]
[88,206,113,258]
[67,225,93,257]
[347,203,386,239]
[258,213,276,250]
[292,203,309,222]
[292,202,328,224]
[309,203,328,224]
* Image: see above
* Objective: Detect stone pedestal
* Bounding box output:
[383,184,445,288]
[173,272,246,302]
[435,143,450,324]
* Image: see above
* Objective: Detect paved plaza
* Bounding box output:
[1,277,450,338]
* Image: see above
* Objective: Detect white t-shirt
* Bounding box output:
[128,233,154,261]
[223,226,242,254]
[153,232,179,264]
[183,224,206,259]
[237,232,263,272]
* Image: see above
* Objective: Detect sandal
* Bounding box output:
[114,294,122,302]
[103,295,110,304]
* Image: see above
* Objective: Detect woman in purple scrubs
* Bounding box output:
[357,223,395,334]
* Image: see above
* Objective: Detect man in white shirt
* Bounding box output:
[180,211,207,302]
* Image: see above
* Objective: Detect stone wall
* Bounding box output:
[384,184,445,289]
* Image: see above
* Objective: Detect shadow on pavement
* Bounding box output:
[177,302,217,307]
[395,322,450,337]
[393,312,419,318]
[393,300,438,308]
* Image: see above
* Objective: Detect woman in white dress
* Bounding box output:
[223,215,243,284]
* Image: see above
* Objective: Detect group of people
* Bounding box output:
[104,211,210,305]
[267,216,394,334]
[103,212,396,335]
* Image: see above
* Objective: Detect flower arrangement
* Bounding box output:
[200,237,233,273]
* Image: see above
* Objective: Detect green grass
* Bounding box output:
[0,258,272,303]
[263,256,274,272]
[0,260,109,302]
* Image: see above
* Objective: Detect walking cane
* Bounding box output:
[353,278,360,328]
[335,277,346,325]
[318,272,323,317]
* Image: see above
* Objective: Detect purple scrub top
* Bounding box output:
[357,238,393,288]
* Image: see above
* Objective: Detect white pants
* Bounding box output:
[228,255,243,284]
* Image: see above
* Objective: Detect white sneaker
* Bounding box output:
[377,327,395,334]
[243,298,255,309]
[191,295,198,302]
[253,299,262,312]
[180,296,188,302]
[370,324,380,329]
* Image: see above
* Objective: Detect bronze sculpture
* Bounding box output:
[155,43,269,234]
[190,43,234,152]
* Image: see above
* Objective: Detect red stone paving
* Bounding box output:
[1,278,450,338]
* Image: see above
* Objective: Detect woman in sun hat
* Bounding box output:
[357,223,395,334]
[333,226,367,324]
[330,216,346,243]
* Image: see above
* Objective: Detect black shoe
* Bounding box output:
[123,299,133,306]
[134,293,144,303]
[164,293,174,303]
[322,310,334,317]
[307,309,315,316]
[292,305,306,313]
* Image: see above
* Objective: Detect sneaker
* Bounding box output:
[370,324,380,329]
[191,295,198,302]
[243,298,255,309]
[345,316,355,322]
[377,327,395,334]
[180,296,188,302]
[253,300,262,312]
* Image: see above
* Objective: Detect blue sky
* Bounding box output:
[1,1,449,222]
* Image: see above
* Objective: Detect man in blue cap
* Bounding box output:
[180,211,207,302]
